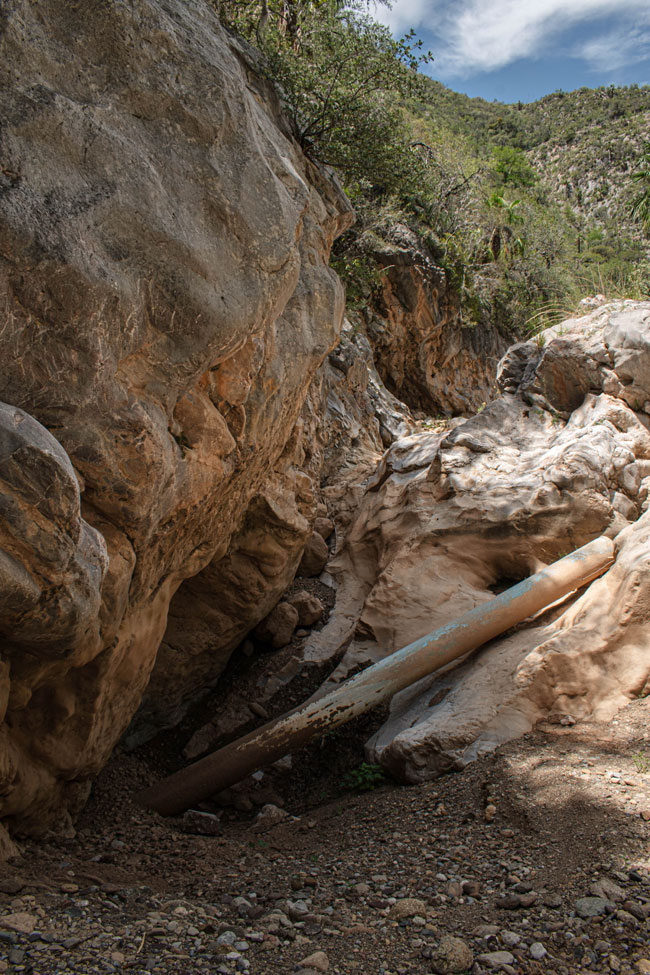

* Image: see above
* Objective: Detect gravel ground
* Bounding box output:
[2,697,650,975]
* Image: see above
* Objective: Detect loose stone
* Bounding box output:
[477,949,516,970]
[429,935,473,974]
[575,896,615,918]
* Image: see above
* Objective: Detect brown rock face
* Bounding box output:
[136,474,314,737]
[364,226,508,415]
[0,0,352,831]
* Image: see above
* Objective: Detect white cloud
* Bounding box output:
[373,0,435,35]
[575,20,650,71]
[375,0,650,77]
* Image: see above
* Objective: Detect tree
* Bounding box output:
[491,145,537,188]
[218,0,432,196]
[257,7,432,194]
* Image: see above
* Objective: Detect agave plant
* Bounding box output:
[631,142,650,235]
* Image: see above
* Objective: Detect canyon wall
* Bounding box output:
[0,0,355,833]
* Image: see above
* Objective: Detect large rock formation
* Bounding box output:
[0,0,353,832]
[3,0,649,841]
[302,302,650,780]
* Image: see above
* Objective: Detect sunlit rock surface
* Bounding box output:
[302,302,650,779]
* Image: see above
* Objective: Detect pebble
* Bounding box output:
[252,804,287,831]
[576,896,614,918]
[287,899,309,918]
[477,949,515,969]
[462,880,481,897]
[622,900,646,920]
[590,877,626,902]
[250,702,269,719]
[542,892,563,907]
[0,880,23,896]
[495,894,521,910]
[530,941,547,959]
[512,892,533,908]
[182,809,222,835]
[389,898,427,919]
[0,912,37,934]
[298,950,329,971]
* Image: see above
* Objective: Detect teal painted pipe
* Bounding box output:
[139,536,615,815]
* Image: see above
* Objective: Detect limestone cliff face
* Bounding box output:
[0,0,352,832]
[362,226,507,416]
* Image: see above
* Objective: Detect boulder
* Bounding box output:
[0,404,107,658]
[302,302,650,782]
[298,531,330,577]
[313,516,335,541]
[287,591,325,626]
[254,602,299,649]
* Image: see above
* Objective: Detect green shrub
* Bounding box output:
[342,762,386,792]
[492,146,537,187]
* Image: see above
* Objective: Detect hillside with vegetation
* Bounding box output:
[402,80,650,331]
[215,0,650,337]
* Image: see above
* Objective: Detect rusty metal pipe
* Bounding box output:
[139,536,615,815]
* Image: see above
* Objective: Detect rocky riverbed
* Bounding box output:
[2,696,649,975]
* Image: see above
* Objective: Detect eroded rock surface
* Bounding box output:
[301,302,650,781]
[0,0,352,831]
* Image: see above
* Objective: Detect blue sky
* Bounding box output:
[374,0,650,103]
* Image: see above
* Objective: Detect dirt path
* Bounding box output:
[2,699,650,975]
